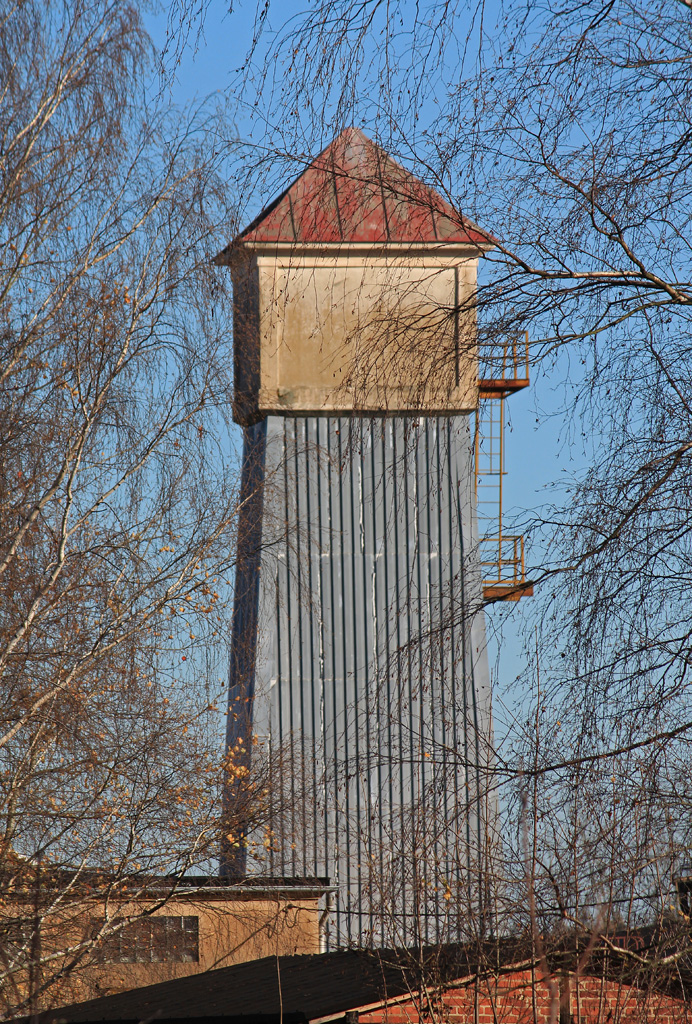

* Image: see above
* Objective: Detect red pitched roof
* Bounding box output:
[233,128,491,247]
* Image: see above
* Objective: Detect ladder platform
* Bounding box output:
[483,582,534,602]
[478,378,530,398]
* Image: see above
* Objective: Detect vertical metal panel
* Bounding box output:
[226,414,493,948]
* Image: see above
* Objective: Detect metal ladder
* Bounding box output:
[475,334,533,602]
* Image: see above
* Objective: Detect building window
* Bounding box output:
[95,915,199,963]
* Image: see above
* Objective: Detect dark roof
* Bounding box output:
[0,874,331,902]
[33,949,414,1024]
[222,128,491,251]
[148,876,331,893]
[24,929,692,1024]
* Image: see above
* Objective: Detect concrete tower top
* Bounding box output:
[217,130,493,424]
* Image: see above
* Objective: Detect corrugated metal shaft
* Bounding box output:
[225,414,493,949]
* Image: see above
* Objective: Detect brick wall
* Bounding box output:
[359,968,692,1024]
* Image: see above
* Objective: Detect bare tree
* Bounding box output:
[0,0,293,1014]
[147,0,692,1014]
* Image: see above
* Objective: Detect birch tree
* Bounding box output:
[0,1,279,1014]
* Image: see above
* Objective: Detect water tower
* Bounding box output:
[217,129,528,948]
